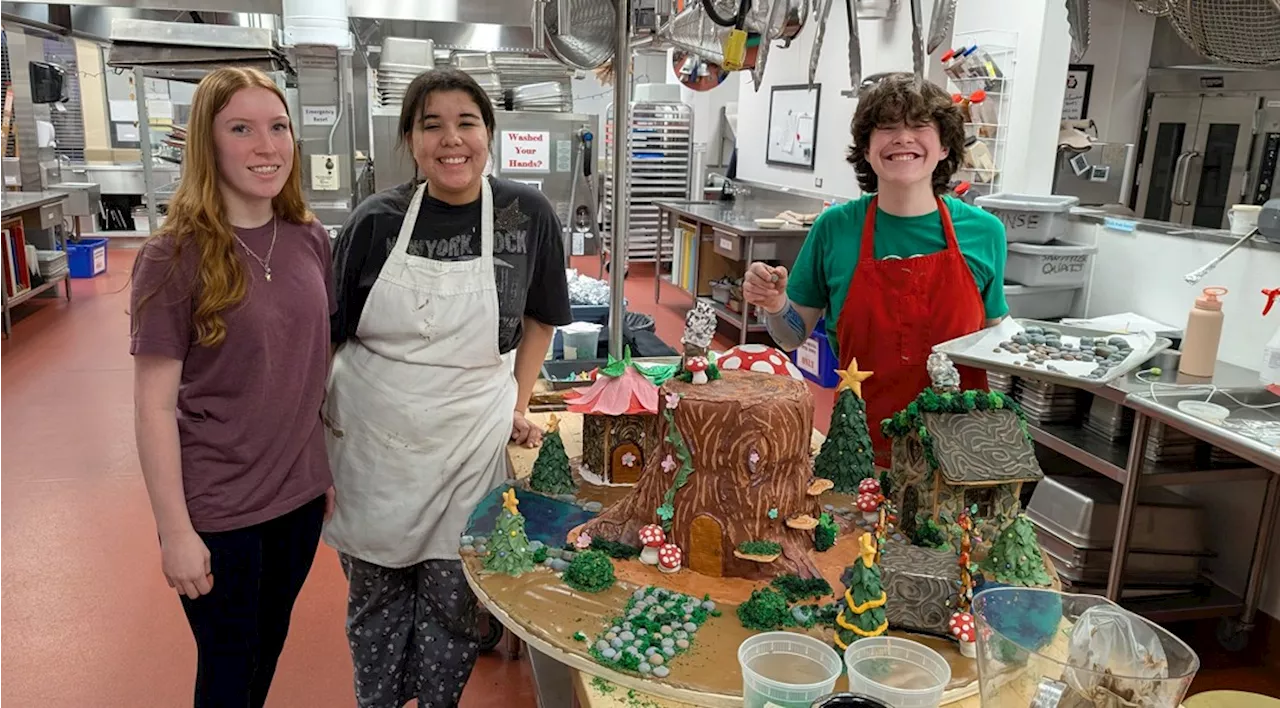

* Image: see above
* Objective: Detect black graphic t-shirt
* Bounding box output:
[331,177,573,353]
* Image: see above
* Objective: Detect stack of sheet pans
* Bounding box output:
[1014,378,1083,425]
[1083,395,1135,442]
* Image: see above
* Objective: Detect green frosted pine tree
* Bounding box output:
[529,414,576,495]
[814,387,877,494]
[833,533,887,650]
[980,515,1052,587]
[484,488,536,576]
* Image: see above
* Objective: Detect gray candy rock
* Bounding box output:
[663,647,676,658]
[682,622,698,633]
[543,558,556,568]
[529,540,544,551]
[650,653,665,666]
[561,551,576,562]
[460,535,475,546]
[583,501,604,513]
[633,589,647,601]
[620,631,635,642]
[601,647,617,660]
[675,630,688,640]
[605,632,618,641]
[550,559,570,572]
[474,545,488,555]
[653,666,670,678]
[638,662,652,674]
[460,544,475,553]
[610,638,624,649]
[661,637,675,648]
[645,647,658,656]
[676,638,690,650]
[547,548,564,559]
[596,640,610,652]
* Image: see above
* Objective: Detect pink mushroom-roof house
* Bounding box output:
[565,350,661,485]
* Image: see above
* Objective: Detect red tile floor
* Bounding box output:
[1,248,1272,706]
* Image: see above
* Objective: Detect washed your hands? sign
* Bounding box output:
[501,130,550,172]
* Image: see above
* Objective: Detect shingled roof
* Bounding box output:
[921,410,1044,485]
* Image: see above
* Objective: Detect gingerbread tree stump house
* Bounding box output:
[881,353,1044,546]
[565,350,661,485]
[576,370,823,580]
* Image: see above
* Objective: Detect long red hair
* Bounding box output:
[132,67,312,348]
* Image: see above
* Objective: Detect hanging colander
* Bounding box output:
[1136,0,1280,67]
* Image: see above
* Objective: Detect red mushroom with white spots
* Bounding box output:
[716,344,804,380]
[638,524,666,565]
[858,477,882,497]
[658,543,683,574]
[685,356,710,384]
[949,611,977,658]
[856,492,881,524]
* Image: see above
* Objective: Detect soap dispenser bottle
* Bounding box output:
[1262,287,1280,391]
[1179,286,1228,378]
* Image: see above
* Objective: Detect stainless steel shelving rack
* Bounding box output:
[602,100,693,270]
[987,361,1278,650]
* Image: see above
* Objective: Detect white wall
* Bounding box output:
[1070,0,1156,144]
[734,2,949,197]
[1071,219,1280,619]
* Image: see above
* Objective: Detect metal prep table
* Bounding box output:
[979,358,1279,649]
[1,191,72,337]
[653,200,811,344]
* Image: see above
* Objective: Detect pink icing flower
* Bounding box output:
[622,452,637,467]
[665,392,681,409]
[749,450,760,467]
[575,533,593,549]
[661,454,677,473]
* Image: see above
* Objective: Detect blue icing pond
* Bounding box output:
[465,484,597,548]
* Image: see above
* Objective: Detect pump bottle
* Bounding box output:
[1179,287,1228,378]
[1262,287,1280,391]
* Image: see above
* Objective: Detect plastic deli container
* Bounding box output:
[738,632,842,708]
[975,193,1080,244]
[1003,284,1079,320]
[1004,240,1097,287]
[843,637,951,708]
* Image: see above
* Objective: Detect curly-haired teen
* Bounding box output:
[130,67,335,708]
[743,72,1008,466]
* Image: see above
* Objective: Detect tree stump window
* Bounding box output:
[964,487,995,518]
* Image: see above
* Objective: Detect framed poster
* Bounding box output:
[1062,64,1093,121]
[766,84,821,170]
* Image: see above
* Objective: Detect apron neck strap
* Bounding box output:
[859,195,960,260]
[396,178,496,258]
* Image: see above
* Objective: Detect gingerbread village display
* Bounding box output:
[460,304,1057,691]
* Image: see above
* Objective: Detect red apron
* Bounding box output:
[835,196,989,467]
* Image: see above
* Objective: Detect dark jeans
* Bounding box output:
[178,495,326,708]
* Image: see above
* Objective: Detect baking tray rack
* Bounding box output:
[933,318,1173,388]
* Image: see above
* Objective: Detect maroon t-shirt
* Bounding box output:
[130,217,336,532]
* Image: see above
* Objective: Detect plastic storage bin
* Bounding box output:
[738,632,842,708]
[975,193,1080,244]
[64,237,108,278]
[1005,240,1097,287]
[1004,284,1078,320]
[844,637,951,708]
[790,318,840,388]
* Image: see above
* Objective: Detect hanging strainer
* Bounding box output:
[1145,0,1280,67]
[533,0,616,71]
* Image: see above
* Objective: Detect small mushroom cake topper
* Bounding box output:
[681,301,717,355]
[949,611,977,658]
[685,356,710,385]
[927,352,961,391]
[638,524,666,565]
[658,543,683,573]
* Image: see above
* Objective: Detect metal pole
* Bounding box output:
[135,67,158,235]
[607,0,630,361]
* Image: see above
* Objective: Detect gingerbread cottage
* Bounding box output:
[881,354,1044,545]
[564,353,660,485]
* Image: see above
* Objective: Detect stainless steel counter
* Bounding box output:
[1,190,68,217]
[1070,207,1280,254]
[653,199,814,345]
[655,199,812,239]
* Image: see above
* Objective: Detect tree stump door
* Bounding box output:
[689,515,724,576]
[611,442,642,485]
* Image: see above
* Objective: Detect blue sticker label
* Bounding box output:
[1103,217,1137,232]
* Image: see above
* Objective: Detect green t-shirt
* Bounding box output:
[787,194,1008,358]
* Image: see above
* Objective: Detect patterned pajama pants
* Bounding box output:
[339,554,482,708]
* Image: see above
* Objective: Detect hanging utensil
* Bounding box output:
[845,0,863,88]
[926,0,956,54]
[809,0,835,84]
[909,0,925,77]
[1064,0,1091,62]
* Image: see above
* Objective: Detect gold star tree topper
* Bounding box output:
[836,358,874,398]
[859,532,878,569]
[502,487,520,515]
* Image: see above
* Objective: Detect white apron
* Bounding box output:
[323,178,516,567]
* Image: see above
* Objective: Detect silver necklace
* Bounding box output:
[234,217,278,282]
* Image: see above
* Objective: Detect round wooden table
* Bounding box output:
[466,411,983,708]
